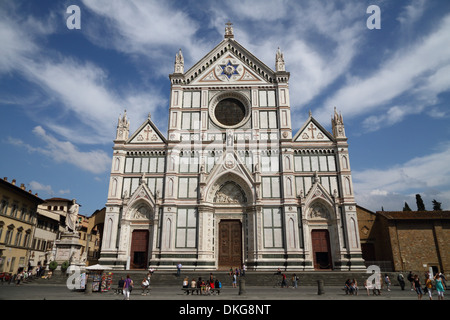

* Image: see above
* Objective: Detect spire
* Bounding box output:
[116,109,130,141]
[174,48,184,74]
[276,47,285,72]
[225,21,234,39]
[331,107,346,139]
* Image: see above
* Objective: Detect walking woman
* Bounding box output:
[123,274,133,300]
[435,274,445,300]
[413,275,423,300]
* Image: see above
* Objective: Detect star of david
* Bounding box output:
[220,60,239,79]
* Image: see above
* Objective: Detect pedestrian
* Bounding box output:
[196,277,202,295]
[281,273,288,288]
[215,278,222,293]
[373,275,381,296]
[407,271,414,291]
[425,276,433,300]
[413,275,423,300]
[141,277,150,295]
[117,276,125,294]
[123,274,133,300]
[182,277,189,288]
[384,274,391,291]
[434,274,445,300]
[242,264,246,276]
[344,278,352,295]
[397,273,405,290]
[201,278,206,294]
[439,273,447,289]
[363,279,372,296]
[232,273,237,288]
[190,278,197,294]
[292,274,298,289]
[351,279,358,295]
[177,262,182,277]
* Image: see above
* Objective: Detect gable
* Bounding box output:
[191,52,267,85]
[293,116,333,143]
[184,39,275,86]
[128,117,166,144]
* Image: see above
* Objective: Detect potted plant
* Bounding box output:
[49,261,58,271]
[61,261,70,273]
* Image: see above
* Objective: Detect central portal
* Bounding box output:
[218,220,242,269]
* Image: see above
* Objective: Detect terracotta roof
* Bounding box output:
[376,211,450,220]
[44,197,72,202]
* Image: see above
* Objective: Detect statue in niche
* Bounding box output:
[132,206,150,220]
[309,203,329,220]
[214,182,246,204]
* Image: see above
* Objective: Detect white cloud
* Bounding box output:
[8,127,111,174]
[0,5,168,145]
[397,0,427,26]
[317,13,450,126]
[353,143,450,210]
[29,181,54,196]
[362,105,423,132]
[31,126,111,174]
[58,189,71,195]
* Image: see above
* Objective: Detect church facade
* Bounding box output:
[99,24,365,271]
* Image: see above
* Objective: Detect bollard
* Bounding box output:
[239,278,246,295]
[317,279,324,295]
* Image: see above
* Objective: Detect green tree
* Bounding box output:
[403,202,412,211]
[416,194,426,211]
[432,199,442,211]
[49,261,58,271]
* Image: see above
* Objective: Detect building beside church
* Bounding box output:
[99,24,365,271]
[0,177,44,274]
[357,205,450,274]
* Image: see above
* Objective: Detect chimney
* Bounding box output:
[20,183,26,190]
[12,179,16,185]
[3,177,7,181]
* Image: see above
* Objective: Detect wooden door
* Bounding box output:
[311,230,332,270]
[130,230,149,269]
[218,220,242,269]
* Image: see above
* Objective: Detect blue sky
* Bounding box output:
[1,0,450,215]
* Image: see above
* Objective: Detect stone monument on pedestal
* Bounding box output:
[54,199,85,270]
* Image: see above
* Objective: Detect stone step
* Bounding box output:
[27,270,401,288]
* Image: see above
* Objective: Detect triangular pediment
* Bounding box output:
[203,151,256,204]
[182,39,276,86]
[205,151,254,186]
[191,52,267,85]
[128,116,166,144]
[304,175,336,209]
[293,115,334,142]
[124,179,156,220]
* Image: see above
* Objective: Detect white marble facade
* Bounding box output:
[99,24,365,271]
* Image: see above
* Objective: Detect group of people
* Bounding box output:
[183,273,222,295]
[345,278,360,295]
[345,271,446,299]
[407,271,446,300]
[276,269,299,288]
[117,271,153,300]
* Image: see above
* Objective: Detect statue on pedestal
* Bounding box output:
[66,199,80,233]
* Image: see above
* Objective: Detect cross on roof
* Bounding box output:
[225,21,234,38]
